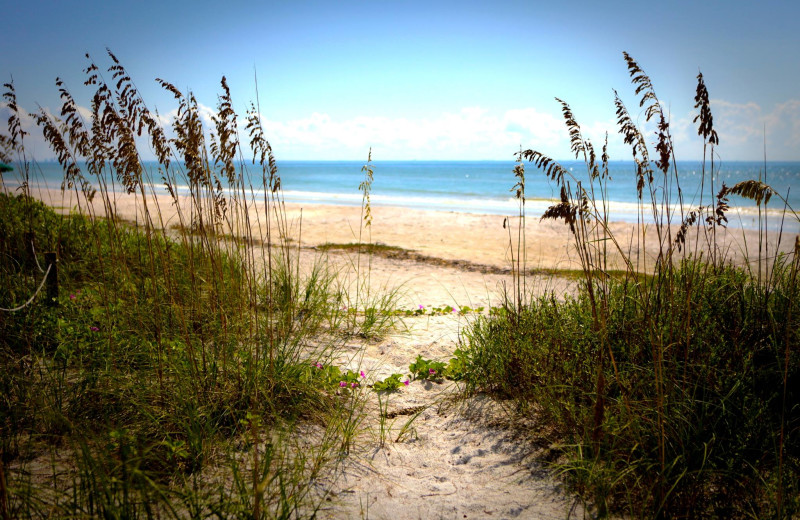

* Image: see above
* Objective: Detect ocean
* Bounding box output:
[7,160,800,233]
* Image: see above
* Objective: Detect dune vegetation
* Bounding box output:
[0,50,798,518]
[461,53,800,518]
[0,50,405,518]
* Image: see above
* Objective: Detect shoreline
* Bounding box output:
[8,176,798,230]
[11,185,799,274]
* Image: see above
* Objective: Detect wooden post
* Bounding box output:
[45,252,58,305]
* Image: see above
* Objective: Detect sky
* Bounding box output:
[2,0,799,162]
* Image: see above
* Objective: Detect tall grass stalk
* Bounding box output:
[508,149,527,313]
[354,148,374,332]
[0,50,373,517]
[462,53,800,518]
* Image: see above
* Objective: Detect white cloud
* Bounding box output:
[503,108,563,149]
[713,99,765,153]
[598,98,800,162]
[258,106,573,160]
[693,98,800,160]
[764,100,800,152]
[0,102,57,161]
[3,97,799,162]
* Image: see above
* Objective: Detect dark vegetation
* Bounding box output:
[461,53,800,518]
[0,50,398,518]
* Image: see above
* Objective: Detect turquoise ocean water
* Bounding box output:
[7,160,800,232]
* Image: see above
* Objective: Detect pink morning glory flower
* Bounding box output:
[419,304,424,310]
[351,382,358,388]
[429,368,436,375]
[360,370,365,378]
[69,294,76,300]
[339,381,347,387]
[315,362,323,369]
[90,326,99,332]
[403,379,410,386]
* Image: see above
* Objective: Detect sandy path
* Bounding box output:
[315,316,584,520]
[296,251,585,519]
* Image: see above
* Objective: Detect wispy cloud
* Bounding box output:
[764,100,800,153]
[260,106,573,160]
[0,102,56,161]
[3,97,799,163]
[687,98,800,160]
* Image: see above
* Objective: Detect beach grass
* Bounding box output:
[0,50,401,518]
[316,242,410,255]
[459,53,800,518]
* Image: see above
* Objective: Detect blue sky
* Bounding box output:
[2,0,799,161]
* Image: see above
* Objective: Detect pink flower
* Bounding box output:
[339,381,347,387]
[69,294,76,300]
[314,362,323,369]
[403,379,410,386]
[419,305,424,310]
[351,382,358,388]
[429,368,436,375]
[90,326,99,332]
[360,370,365,378]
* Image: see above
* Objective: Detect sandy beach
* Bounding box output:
[18,185,799,518]
[32,185,798,273]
